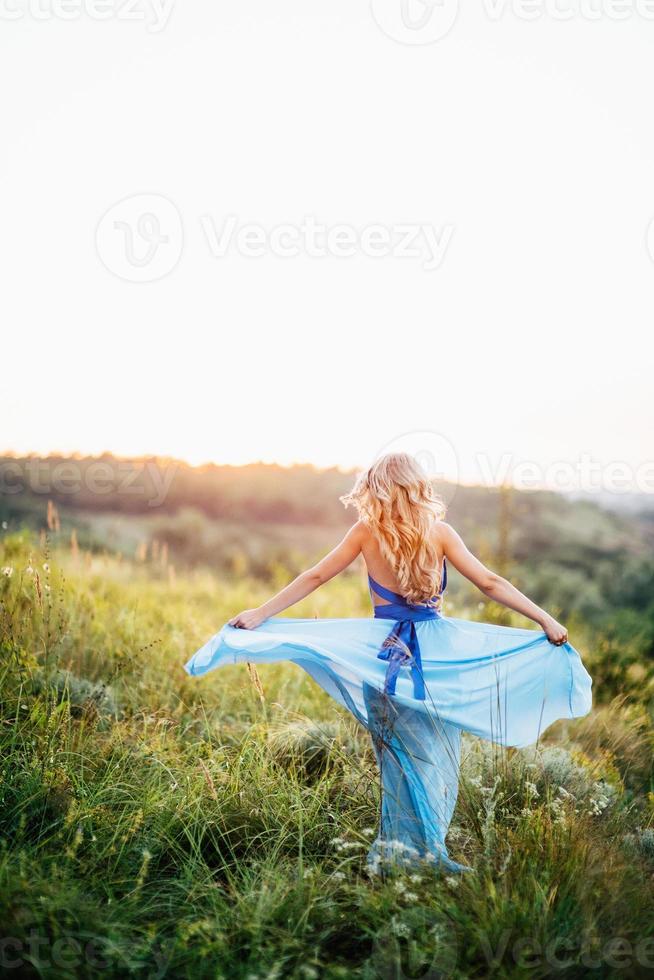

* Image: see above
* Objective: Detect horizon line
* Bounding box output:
[1,448,649,497]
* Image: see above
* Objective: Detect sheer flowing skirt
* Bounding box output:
[185,615,592,871]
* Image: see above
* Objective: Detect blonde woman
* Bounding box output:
[185,453,592,872]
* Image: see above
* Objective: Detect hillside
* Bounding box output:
[1,454,652,624]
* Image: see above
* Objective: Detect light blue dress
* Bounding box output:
[184,560,592,873]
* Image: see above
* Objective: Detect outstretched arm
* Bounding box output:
[228,522,365,629]
[439,523,568,645]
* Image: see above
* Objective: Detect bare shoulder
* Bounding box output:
[349,519,371,542]
[343,519,369,544]
[434,521,462,549]
[434,520,455,540]
[349,519,378,556]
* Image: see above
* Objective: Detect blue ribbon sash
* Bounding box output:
[374,604,441,700]
[368,571,445,701]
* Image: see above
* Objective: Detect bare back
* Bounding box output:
[359,523,445,606]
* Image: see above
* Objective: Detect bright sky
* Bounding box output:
[2,1,654,492]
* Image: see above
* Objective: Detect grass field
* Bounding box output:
[1,528,654,978]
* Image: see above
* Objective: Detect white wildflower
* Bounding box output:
[1,566,13,577]
[42,562,50,572]
[588,794,610,816]
[333,839,362,852]
[549,797,566,825]
[404,891,419,902]
[588,781,616,816]
[480,776,502,798]
[525,781,540,798]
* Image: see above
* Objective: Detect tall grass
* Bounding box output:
[0,531,653,978]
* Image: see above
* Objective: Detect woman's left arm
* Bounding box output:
[228,522,366,629]
[439,522,569,645]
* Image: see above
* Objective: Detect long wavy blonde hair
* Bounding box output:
[340,452,446,606]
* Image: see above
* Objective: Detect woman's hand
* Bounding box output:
[228,607,266,630]
[540,614,568,646]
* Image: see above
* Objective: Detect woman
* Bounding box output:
[185,453,592,873]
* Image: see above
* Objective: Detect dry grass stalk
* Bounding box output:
[199,759,218,800]
[246,662,266,705]
[46,500,61,533]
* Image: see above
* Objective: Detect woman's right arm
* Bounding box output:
[228,522,365,629]
[438,523,569,645]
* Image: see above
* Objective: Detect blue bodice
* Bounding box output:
[368,562,447,700]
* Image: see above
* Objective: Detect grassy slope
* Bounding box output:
[1,532,653,978]
[3,463,653,635]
